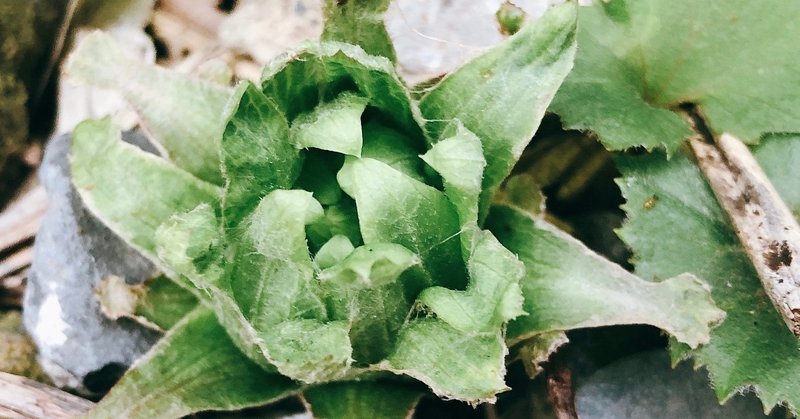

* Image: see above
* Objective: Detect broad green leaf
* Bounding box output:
[260,41,425,144]
[87,308,299,419]
[290,92,368,157]
[486,205,724,348]
[134,276,198,331]
[71,119,220,259]
[337,157,466,290]
[321,0,396,62]
[319,243,420,289]
[617,136,800,412]
[66,31,230,184]
[221,81,301,227]
[418,230,525,333]
[420,123,486,252]
[304,381,423,419]
[385,318,508,404]
[418,3,577,220]
[551,0,800,152]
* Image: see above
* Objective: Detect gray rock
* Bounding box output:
[24,132,161,395]
[575,350,781,419]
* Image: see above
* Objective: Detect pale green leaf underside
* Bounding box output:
[551,0,800,152]
[381,232,524,404]
[318,242,420,289]
[315,234,357,270]
[66,31,230,184]
[419,2,577,219]
[305,381,422,419]
[321,0,396,62]
[617,135,800,413]
[486,205,724,348]
[71,119,220,260]
[87,308,299,419]
[290,92,368,157]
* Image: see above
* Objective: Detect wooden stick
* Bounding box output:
[690,133,800,336]
[0,372,94,418]
[0,247,33,279]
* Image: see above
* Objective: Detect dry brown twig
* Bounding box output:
[0,372,94,418]
[691,133,800,336]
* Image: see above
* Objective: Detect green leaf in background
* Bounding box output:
[290,92,368,157]
[487,205,724,348]
[419,3,577,219]
[321,0,396,62]
[260,41,425,143]
[71,119,220,259]
[338,157,466,290]
[617,136,800,413]
[221,81,301,227]
[87,308,299,419]
[65,31,230,184]
[295,150,345,206]
[304,381,423,419]
[550,0,800,152]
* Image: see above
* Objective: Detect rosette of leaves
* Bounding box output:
[63,2,723,417]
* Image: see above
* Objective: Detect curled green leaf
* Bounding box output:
[487,205,724,349]
[71,119,220,260]
[66,31,230,184]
